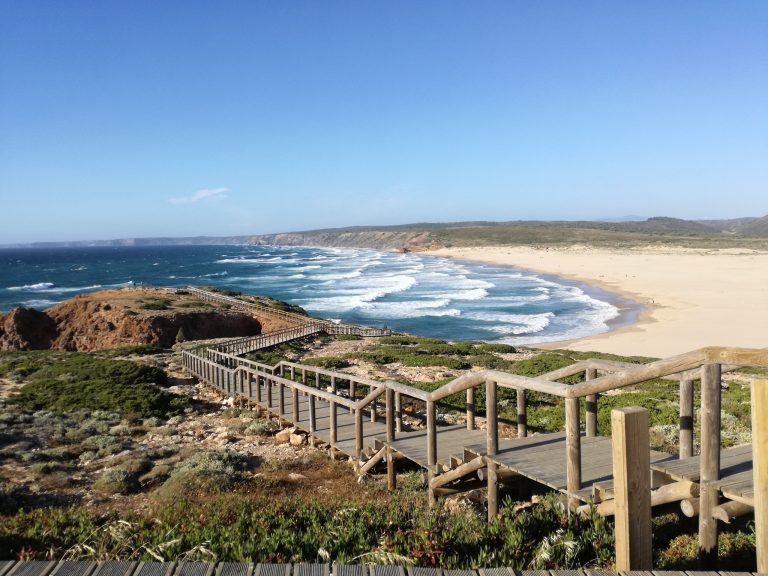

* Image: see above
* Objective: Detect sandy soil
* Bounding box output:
[431,245,768,358]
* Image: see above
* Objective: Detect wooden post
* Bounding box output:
[680,378,694,459]
[466,387,475,430]
[309,395,316,447]
[329,400,337,459]
[612,406,652,571]
[293,388,300,423]
[699,363,722,568]
[566,397,582,503]
[370,395,377,423]
[516,388,527,438]
[752,378,768,574]
[355,408,363,460]
[585,368,598,437]
[486,379,498,521]
[386,387,396,491]
[331,375,337,394]
[279,382,285,416]
[395,392,403,433]
[427,400,437,506]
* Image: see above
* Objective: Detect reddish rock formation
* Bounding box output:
[0,288,265,352]
[0,307,58,351]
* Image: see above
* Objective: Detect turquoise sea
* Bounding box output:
[0,245,639,344]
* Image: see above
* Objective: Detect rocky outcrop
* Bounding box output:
[0,307,58,351]
[0,289,263,352]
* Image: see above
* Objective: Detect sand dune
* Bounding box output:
[432,245,768,358]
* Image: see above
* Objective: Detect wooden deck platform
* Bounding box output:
[246,379,758,505]
[652,444,755,505]
[0,562,762,576]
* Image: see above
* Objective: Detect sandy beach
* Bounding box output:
[431,245,768,358]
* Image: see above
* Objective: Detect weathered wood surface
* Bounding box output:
[0,564,762,576]
[611,407,652,571]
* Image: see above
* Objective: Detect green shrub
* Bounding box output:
[93,468,140,495]
[477,342,517,354]
[154,450,251,499]
[12,378,186,419]
[139,298,172,310]
[303,356,351,370]
[334,334,362,341]
[245,419,280,436]
[102,345,164,357]
[469,354,515,370]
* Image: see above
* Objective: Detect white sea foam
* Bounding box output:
[311,269,364,281]
[360,300,461,319]
[481,312,555,335]
[8,282,55,291]
[22,299,57,308]
[434,288,489,301]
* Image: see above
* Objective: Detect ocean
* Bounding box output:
[0,245,639,345]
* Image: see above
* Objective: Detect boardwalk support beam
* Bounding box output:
[612,406,652,571]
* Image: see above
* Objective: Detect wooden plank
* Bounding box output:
[293,565,328,576]
[368,568,405,576]
[333,566,366,576]
[407,569,442,576]
[134,565,174,576]
[8,564,58,576]
[477,569,513,576]
[92,563,138,576]
[175,564,215,576]
[254,566,291,576]
[216,565,253,576]
[51,563,98,576]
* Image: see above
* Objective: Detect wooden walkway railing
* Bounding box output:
[180,287,391,338]
[1,562,764,576]
[182,341,768,571]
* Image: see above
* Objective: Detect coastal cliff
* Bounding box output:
[248,230,438,251]
[0,288,263,351]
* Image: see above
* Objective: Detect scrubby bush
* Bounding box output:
[245,419,279,436]
[139,298,171,310]
[155,450,250,498]
[12,379,187,419]
[93,468,139,495]
[477,342,517,354]
[9,356,186,418]
[303,356,351,370]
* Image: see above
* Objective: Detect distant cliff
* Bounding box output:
[249,230,438,251]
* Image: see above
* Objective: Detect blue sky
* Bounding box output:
[1,1,766,243]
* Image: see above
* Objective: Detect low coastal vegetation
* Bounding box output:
[0,336,760,567]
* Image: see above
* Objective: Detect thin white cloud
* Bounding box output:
[169,187,229,205]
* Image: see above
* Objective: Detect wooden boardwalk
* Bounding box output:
[177,291,768,569]
[0,562,764,576]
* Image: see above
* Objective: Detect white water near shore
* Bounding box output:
[432,245,768,357]
[0,245,636,345]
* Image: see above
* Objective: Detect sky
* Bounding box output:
[1,1,767,243]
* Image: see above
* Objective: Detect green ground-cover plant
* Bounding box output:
[139,298,172,310]
[5,354,186,418]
